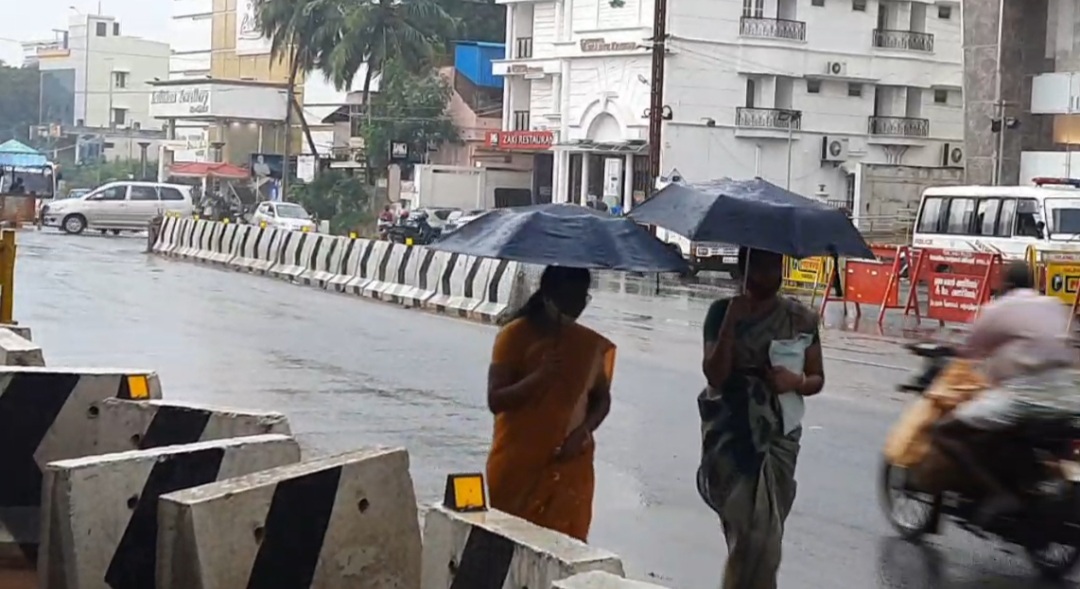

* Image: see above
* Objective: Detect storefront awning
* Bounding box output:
[555,139,648,154]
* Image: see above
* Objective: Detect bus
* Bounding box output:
[0,162,60,198]
[911,177,1080,260]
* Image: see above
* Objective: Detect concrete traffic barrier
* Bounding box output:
[205,222,241,265]
[0,328,44,367]
[249,228,286,275]
[164,218,196,258]
[179,220,214,260]
[348,239,390,296]
[554,571,672,589]
[267,230,310,281]
[151,217,183,255]
[421,505,623,589]
[327,238,372,293]
[381,245,430,306]
[230,225,267,273]
[157,447,421,589]
[424,253,485,318]
[362,241,408,300]
[0,324,32,341]
[0,368,162,563]
[191,221,224,264]
[469,258,519,323]
[39,434,301,589]
[90,399,291,454]
[298,235,346,288]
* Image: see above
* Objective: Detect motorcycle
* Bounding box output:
[386,215,441,246]
[880,342,1080,578]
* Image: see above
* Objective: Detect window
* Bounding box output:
[1016,198,1044,237]
[745,79,756,107]
[160,187,186,201]
[917,197,945,233]
[112,72,128,89]
[95,185,127,201]
[512,110,530,131]
[938,5,952,18]
[806,79,821,94]
[996,198,1016,236]
[933,89,949,104]
[113,22,120,35]
[111,108,126,127]
[95,22,107,37]
[129,186,159,201]
[812,0,824,5]
[742,0,764,17]
[847,83,862,97]
[975,198,1000,235]
[944,197,976,234]
[852,0,867,11]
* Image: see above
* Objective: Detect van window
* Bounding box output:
[944,198,976,234]
[917,197,945,233]
[1016,198,1042,237]
[96,185,127,201]
[160,187,186,201]
[129,186,159,201]
[996,198,1016,236]
[975,198,1000,235]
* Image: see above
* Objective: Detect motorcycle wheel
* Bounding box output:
[879,459,940,541]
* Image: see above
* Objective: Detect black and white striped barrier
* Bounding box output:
[157,447,421,589]
[0,368,162,563]
[152,217,529,324]
[39,434,301,588]
[555,571,673,589]
[421,473,626,587]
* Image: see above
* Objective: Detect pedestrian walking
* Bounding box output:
[484,266,615,542]
[698,246,825,589]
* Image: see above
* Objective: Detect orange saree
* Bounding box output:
[485,317,616,542]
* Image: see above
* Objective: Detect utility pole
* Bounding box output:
[646,0,669,192]
[990,0,1005,185]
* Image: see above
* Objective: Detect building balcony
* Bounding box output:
[868,115,929,138]
[735,107,802,139]
[739,17,806,42]
[872,29,934,53]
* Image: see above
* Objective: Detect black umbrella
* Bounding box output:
[430,203,689,273]
[629,177,874,259]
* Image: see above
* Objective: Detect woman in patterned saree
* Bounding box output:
[698,247,826,589]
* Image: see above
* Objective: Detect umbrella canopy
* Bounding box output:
[0,140,47,168]
[629,177,874,259]
[430,203,689,273]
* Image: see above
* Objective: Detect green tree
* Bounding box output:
[357,60,460,172]
[0,62,41,144]
[292,169,374,234]
[62,159,151,189]
[441,0,505,47]
[320,0,459,106]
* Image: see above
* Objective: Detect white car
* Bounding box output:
[42,181,194,235]
[442,209,488,233]
[250,201,317,232]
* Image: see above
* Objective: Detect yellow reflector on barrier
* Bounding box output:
[193,215,200,220]
[444,473,487,512]
[259,221,267,228]
[349,232,358,239]
[126,374,150,399]
[405,237,414,246]
[222,217,230,224]
[302,226,310,232]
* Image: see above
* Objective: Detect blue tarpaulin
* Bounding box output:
[0,140,47,168]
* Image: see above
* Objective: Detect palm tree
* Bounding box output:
[255,0,339,164]
[320,0,459,107]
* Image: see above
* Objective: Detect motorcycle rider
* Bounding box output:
[377,205,394,239]
[934,261,1078,524]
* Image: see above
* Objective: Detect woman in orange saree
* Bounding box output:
[485,266,616,542]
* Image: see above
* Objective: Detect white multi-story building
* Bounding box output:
[165,0,214,161]
[495,0,964,208]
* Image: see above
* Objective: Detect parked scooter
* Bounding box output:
[880,342,1080,578]
[386,211,441,245]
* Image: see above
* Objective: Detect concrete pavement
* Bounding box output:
[16,229,1076,588]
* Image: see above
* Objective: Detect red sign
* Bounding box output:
[484,131,553,151]
[926,272,986,324]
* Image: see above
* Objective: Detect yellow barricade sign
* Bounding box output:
[1044,262,1080,304]
[782,256,833,290]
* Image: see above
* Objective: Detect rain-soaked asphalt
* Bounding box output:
[15,230,1079,589]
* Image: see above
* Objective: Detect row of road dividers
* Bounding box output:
[150,216,532,324]
[1,327,672,587]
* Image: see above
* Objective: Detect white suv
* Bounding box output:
[42,181,194,235]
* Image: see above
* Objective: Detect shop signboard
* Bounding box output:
[150,86,212,117]
[1044,262,1080,304]
[236,0,272,55]
[483,131,553,151]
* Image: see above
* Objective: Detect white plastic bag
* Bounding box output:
[769,333,815,435]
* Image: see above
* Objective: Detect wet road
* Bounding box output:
[16,230,1077,589]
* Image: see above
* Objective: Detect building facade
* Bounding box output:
[496,0,964,208]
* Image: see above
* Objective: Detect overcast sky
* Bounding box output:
[1,0,169,66]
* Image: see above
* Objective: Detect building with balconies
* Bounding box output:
[494,0,964,208]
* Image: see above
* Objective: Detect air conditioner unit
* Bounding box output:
[821,136,849,162]
[825,61,847,76]
[941,142,965,168]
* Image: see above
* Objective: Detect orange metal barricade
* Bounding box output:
[818,245,907,325]
[904,249,1000,325]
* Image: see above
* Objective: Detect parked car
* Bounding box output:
[41,181,194,235]
[441,209,488,234]
[250,201,317,232]
[412,208,459,231]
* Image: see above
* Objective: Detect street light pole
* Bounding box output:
[646,0,669,191]
[991,0,1006,185]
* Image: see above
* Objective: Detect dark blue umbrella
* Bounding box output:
[629,177,874,259]
[430,203,689,273]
